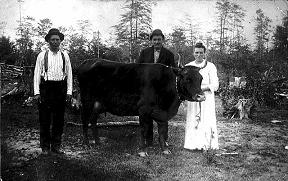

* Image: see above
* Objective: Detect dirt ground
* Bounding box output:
[1,96,288,181]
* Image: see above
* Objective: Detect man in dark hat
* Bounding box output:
[137,29,176,66]
[136,29,176,147]
[34,28,73,155]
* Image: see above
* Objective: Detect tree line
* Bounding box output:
[0,0,287,107]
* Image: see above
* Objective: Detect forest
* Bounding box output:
[1,0,287,110]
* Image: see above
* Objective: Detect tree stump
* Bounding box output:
[235,98,254,120]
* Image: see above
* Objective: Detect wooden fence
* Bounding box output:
[1,63,34,98]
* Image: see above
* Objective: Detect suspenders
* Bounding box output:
[43,50,66,79]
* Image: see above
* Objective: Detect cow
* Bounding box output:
[77,59,204,156]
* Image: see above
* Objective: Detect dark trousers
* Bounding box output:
[146,120,168,145]
[39,79,67,150]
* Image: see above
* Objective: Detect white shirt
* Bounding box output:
[154,49,160,63]
[33,49,73,95]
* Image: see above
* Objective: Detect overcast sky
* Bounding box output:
[0,0,287,45]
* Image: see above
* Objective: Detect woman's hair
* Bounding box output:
[195,42,206,53]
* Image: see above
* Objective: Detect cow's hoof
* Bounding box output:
[138,151,149,157]
[162,150,172,155]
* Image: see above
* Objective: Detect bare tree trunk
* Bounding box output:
[129,0,134,63]
[222,15,227,52]
[135,1,138,63]
[220,17,223,52]
[190,24,194,50]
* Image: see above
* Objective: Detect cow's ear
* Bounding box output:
[172,67,183,76]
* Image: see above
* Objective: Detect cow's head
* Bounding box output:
[174,66,205,102]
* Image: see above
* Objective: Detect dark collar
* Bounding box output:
[152,46,163,52]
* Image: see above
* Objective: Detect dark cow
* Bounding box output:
[77,59,204,156]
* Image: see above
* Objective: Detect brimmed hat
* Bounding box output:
[149,29,165,40]
[45,28,64,42]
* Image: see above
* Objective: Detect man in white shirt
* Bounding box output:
[34,28,73,155]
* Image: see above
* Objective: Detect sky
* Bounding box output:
[0,0,287,46]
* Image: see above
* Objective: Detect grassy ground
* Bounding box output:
[1,97,288,181]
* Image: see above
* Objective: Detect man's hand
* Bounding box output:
[34,94,41,103]
[66,94,72,104]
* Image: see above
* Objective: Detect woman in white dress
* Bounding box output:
[184,42,219,150]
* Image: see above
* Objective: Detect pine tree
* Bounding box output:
[35,18,53,52]
[113,0,154,62]
[254,9,272,62]
[215,0,245,53]
[168,27,186,53]
[16,16,37,65]
[68,20,93,65]
[181,14,200,49]
[273,11,288,59]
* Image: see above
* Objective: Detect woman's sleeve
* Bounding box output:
[208,63,219,92]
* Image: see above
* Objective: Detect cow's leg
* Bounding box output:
[138,115,151,157]
[146,121,154,146]
[81,104,92,146]
[157,121,171,155]
[90,101,102,145]
[81,101,101,146]
[163,121,169,146]
[90,114,100,145]
[139,115,150,148]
